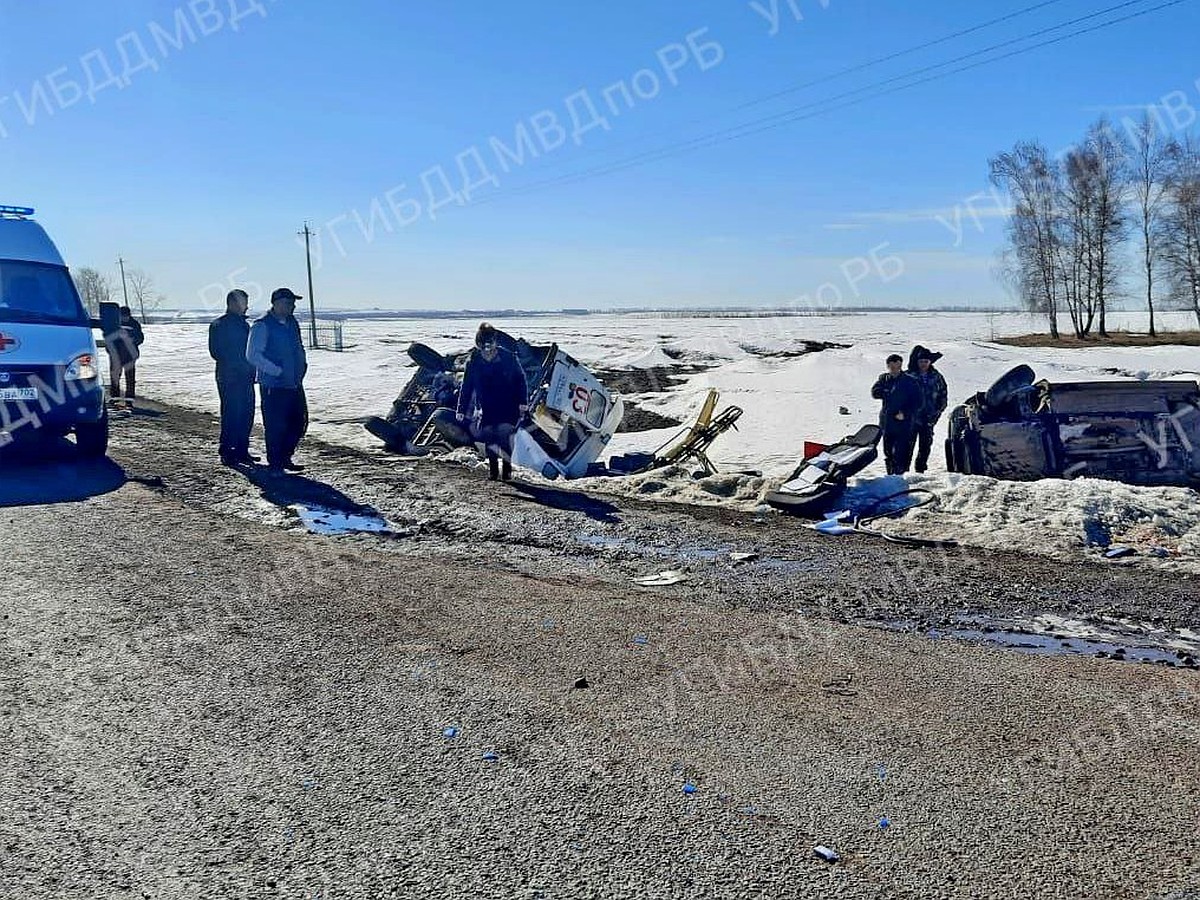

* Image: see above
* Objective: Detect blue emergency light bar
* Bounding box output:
[0,205,35,218]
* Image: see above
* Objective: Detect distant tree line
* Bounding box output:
[72,266,165,319]
[989,114,1200,338]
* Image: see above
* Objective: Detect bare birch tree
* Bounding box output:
[1129,112,1176,336]
[990,141,1063,338]
[73,267,112,316]
[1161,137,1200,327]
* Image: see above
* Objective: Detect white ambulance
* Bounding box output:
[0,206,108,457]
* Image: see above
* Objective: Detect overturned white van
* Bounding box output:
[0,206,108,456]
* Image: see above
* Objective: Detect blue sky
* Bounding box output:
[0,0,1197,312]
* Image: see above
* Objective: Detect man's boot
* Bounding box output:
[487,453,499,481]
[501,459,512,481]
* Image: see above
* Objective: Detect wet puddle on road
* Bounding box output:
[576,533,821,574]
[577,533,730,561]
[883,612,1200,668]
[291,504,393,536]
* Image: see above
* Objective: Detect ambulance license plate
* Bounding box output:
[0,387,37,401]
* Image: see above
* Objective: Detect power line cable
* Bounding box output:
[477,0,1188,204]
[537,0,1078,170]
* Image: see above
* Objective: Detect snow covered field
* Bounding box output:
[135,310,1200,570]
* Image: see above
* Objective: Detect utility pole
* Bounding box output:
[117,256,131,312]
[299,222,318,349]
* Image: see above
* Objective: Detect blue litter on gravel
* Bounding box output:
[443,726,458,739]
[482,751,500,762]
[879,816,891,830]
[633,635,649,646]
[682,783,697,795]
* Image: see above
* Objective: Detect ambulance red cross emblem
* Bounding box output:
[0,333,17,353]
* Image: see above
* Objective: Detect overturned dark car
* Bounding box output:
[945,365,1200,487]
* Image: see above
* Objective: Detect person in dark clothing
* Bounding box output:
[907,345,949,474]
[209,289,259,466]
[106,305,144,404]
[456,322,529,481]
[247,287,308,473]
[871,353,922,475]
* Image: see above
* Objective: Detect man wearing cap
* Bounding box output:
[871,353,922,475]
[209,289,258,466]
[456,322,528,482]
[907,345,949,474]
[247,288,308,473]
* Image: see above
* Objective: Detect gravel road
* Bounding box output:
[1,401,1198,899]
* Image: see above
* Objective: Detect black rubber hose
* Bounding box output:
[852,487,959,548]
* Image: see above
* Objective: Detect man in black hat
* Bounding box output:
[871,353,922,475]
[456,322,528,481]
[208,289,259,465]
[907,345,949,474]
[247,288,308,473]
[106,305,144,407]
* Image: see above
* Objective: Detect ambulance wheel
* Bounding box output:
[75,412,110,459]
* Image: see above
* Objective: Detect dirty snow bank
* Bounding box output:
[573,466,1200,574]
[133,311,1200,573]
[882,473,1200,569]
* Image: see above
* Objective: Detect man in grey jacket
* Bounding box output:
[247,287,308,473]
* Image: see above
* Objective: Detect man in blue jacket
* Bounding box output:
[871,353,922,475]
[247,288,308,473]
[456,323,528,481]
[208,289,258,466]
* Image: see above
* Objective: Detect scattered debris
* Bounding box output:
[634,569,688,587]
[814,845,840,864]
[481,751,500,762]
[632,635,649,646]
[810,515,856,536]
[878,817,891,831]
[572,676,590,690]
[729,551,760,566]
[1104,546,1138,559]
[365,331,624,480]
[682,783,697,795]
[821,673,857,697]
[442,726,459,739]
[838,406,851,416]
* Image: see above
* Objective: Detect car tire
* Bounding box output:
[408,342,452,373]
[962,429,984,475]
[984,365,1036,410]
[75,411,109,459]
[945,437,960,472]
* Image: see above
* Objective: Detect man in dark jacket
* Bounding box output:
[907,345,949,474]
[456,322,528,481]
[871,353,922,475]
[106,306,144,405]
[247,288,308,473]
[209,289,258,466]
